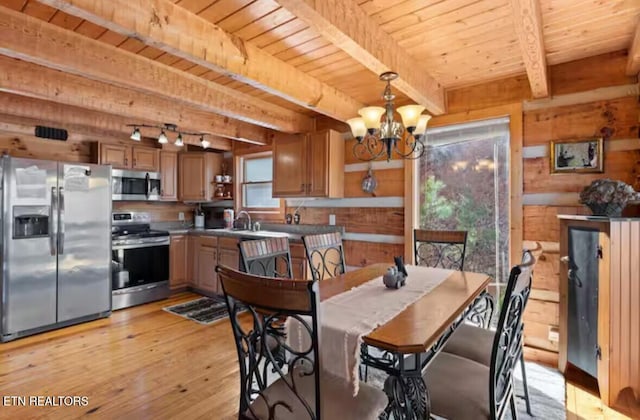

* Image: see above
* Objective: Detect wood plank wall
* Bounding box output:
[449,50,640,366]
[609,220,640,413]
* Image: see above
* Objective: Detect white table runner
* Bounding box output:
[286,265,453,396]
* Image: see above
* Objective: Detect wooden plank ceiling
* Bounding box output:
[1,0,639,137]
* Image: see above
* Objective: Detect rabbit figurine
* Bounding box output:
[383,266,406,289]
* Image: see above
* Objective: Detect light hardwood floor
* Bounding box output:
[0,292,635,419]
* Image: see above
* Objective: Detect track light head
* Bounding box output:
[200,135,210,149]
[158,130,168,144]
[130,127,141,141]
[175,133,184,147]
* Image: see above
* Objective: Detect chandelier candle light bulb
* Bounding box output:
[358,107,386,131]
[396,105,426,132]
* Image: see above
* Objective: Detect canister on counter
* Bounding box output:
[223,209,235,228]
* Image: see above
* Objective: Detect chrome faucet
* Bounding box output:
[235,211,251,230]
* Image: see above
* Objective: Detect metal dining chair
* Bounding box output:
[422,250,535,420]
[239,237,293,278]
[302,232,346,281]
[414,229,468,270]
[216,265,386,420]
[414,229,495,328]
[440,245,542,416]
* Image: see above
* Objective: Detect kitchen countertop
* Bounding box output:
[152,222,344,242]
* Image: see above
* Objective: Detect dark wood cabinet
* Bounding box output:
[273,129,344,198]
[99,143,131,169]
[170,235,187,290]
[132,146,158,171]
[179,152,222,201]
[95,143,159,171]
[160,151,178,200]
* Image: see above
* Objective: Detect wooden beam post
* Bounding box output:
[0,56,269,144]
[274,0,446,115]
[510,0,549,98]
[626,21,640,76]
[0,5,313,133]
[39,0,364,122]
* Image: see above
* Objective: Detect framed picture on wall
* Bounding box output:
[549,138,604,174]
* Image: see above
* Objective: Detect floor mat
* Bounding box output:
[163,296,231,325]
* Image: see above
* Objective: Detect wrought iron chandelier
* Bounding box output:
[126,123,212,149]
[347,72,431,161]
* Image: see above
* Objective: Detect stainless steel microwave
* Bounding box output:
[112,169,161,201]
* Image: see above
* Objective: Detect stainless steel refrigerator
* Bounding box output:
[0,156,112,342]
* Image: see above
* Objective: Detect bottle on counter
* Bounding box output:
[223,209,235,229]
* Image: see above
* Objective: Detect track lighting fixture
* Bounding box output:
[129,127,141,141]
[157,130,168,144]
[125,123,214,148]
[174,133,184,147]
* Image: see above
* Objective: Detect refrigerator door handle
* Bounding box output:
[49,186,57,256]
[58,186,65,255]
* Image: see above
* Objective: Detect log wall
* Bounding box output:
[446,50,640,366]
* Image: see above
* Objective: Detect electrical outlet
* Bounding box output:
[548,327,559,342]
[329,214,336,225]
[178,212,185,221]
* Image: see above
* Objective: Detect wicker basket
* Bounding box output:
[586,202,625,217]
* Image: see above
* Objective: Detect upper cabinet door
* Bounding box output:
[273,133,307,197]
[179,153,206,201]
[307,131,329,197]
[160,151,178,201]
[100,144,131,169]
[132,146,159,171]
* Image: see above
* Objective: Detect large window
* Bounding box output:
[419,118,510,314]
[240,154,279,209]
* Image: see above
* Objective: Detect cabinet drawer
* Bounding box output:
[199,236,218,248]
[219,237,239,250]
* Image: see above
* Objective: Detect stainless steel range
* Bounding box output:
[111,212,170,310]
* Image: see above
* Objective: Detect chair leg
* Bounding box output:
[510,391,519,420]
[520,351,533,416]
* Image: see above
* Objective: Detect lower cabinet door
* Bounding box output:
[197,243,218,294]
[170,235,187,290]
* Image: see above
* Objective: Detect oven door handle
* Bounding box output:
[145,173,150,199]
[113,242,170,251]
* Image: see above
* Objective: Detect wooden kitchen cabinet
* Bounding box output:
[289,242,309,280]
[132,146,159,171]
[273,129,344,198]
[558,216,640,413]
[179,152,222,201]
[169,235,187,291]
[160,151,178,201]
[99,143,131,169]
[196,236,219,293]
[94,143,159,171]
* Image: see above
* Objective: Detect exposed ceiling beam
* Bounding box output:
[0,5,313,133]
[509,0,549,98]
[39,0,363,122]
[0,56,269,145]
[274,0,445,115]
[626,21,640,76]
[0,94,232,150]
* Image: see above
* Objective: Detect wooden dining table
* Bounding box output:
[318,263,491,420]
